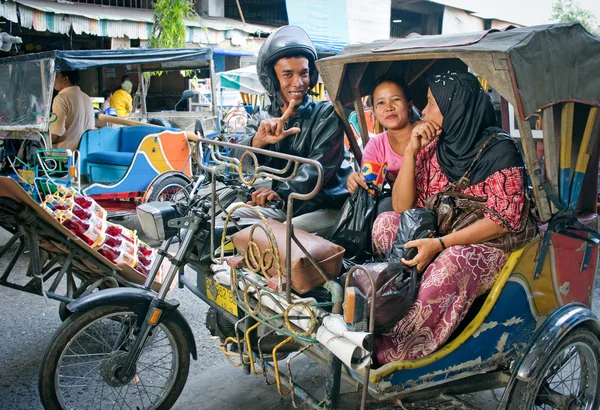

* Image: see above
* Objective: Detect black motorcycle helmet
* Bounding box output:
[257,25,319,97]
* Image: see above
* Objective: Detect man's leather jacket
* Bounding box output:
[233,95,352,217]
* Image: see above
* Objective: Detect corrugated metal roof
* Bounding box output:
[1,0,272,41]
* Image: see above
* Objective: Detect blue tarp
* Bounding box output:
[212,48,256,57]
[285,0,349,53]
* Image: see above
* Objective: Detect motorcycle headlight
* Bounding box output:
[136,201,181,241]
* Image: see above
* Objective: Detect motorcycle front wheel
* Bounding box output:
[39,305,191,410]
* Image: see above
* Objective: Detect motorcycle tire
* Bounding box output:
[39,305,191,410]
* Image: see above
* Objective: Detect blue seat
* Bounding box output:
[79,125,174,183]
[86,152,134,167]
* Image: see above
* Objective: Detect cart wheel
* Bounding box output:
[39,305,190,410]
[507,328,600,409]
[145,175,191,203]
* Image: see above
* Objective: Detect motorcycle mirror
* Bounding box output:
[181,90,195,100]
[174,90,196,111]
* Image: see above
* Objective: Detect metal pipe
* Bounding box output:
[209,59,217,117]
[96,114,198,141]
[346,265,377,410]
[323,280,344,409]
[138,65,147,116]
[156,218,200,301]
[142,236,173,290]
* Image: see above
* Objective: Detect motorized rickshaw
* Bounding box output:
[0,48,219,215]
[36,23,600,409]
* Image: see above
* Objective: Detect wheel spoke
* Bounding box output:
[45,308,184,409]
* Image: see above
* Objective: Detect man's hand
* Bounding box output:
[247,187,282,208]
[405,121,441,157]
[401,237,443,272]
[252,100,301,148]
[346,171,368,194]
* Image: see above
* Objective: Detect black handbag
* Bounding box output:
[349,208,437,332]
[329,185,379,261]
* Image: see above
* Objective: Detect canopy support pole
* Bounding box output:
[333,101,362,165]
[348,64,370,148]
[569,107,600,209]
[138,65,147,116]
[210,59,217,117]
[559,102,574,207]
[542,106,561,213]
[515,118,552,221]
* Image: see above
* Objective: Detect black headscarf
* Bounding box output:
[427,71,523,185]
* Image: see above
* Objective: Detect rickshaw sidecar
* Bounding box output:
[307,22,600,409]
[78,126,193,203]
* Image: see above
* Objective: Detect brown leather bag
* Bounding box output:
[424,134,538,252]
[230,218,345,294]
[425,191,537,252]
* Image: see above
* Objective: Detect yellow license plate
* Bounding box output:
[206,277,238,316]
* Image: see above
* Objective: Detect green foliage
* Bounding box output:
[150,0,194,49]
[552,0,597,33]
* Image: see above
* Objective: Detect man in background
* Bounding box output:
[50,70,94,151]
[111,79,134,117]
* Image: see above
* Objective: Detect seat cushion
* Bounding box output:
[119,126,173,152]
[87,152,134,167]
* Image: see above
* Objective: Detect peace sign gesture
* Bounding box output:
[252,100,302,149]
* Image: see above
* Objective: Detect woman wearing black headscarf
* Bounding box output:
[371,72,529,364]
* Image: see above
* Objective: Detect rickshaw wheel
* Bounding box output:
[146,175,191,203]
[507,328,600,410]
[39,305,190,410]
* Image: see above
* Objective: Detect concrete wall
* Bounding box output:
[347,0,392,43]
[196,0,224,17]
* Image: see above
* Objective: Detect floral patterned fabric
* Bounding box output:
[371,137,526,364]
[374,244,508,363]
[415,138,527,231]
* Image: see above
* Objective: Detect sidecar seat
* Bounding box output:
[79,125,174,183]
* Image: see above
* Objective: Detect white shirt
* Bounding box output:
[50,85,95,151]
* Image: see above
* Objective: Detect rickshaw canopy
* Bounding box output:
[0,47,215,134]
[317,23,600,122]
[0,47,214,72]
[317,22,600,223]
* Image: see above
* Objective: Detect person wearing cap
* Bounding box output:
[110,80,134,117]
[231,25,352,236]
[50,70,95,151]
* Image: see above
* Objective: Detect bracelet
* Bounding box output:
[437,237,447,250]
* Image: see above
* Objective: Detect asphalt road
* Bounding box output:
[1,216,599,410]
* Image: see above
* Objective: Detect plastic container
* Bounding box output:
[56,186,107,220]
[59,211,105,247]
[106,223,136,244]
[97,244,137,267]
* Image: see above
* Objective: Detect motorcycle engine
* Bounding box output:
[205,307,235,341]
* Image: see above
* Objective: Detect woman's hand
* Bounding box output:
[346,171,368,194]
[401,237,443,272]
[252,101,301,148]
[406,121,441,156]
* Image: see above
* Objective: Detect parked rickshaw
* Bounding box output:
[37,23,600,409]
[0,48,218,215]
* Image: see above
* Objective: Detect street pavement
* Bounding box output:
[1,218,599,410]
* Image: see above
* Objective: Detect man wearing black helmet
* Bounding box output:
[231,25,352,235]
